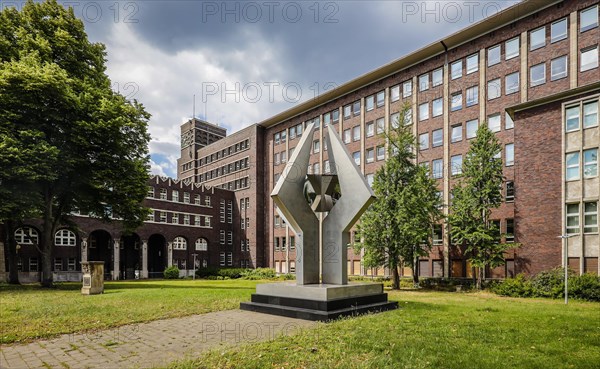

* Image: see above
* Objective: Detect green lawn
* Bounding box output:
[0,279,260,344]
[167,290,600,369]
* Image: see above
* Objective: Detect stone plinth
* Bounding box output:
[81,261,104,295]
[241,282,398,321]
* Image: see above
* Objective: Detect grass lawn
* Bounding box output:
[167,290,600,369]
[0,279,260,344]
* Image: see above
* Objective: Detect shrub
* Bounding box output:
[163,266,180,279]
[195,267,220,278]
[280,273,296,280]
[217,268,246,279]
[241,268,277,280]
[490,274,533,297]
[569,273,600,302]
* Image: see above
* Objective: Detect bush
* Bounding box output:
[195,267,220,279]
[241,268,277,280]
[195,267,247,279]
[490,268,600,301]
[217,268,246,279]
[164,266,180,279]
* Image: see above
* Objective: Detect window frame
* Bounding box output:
[466,53,479,74]
[583,148,598,178]
[487,78,501,100]
[566,151,580,181]
[530,63,546,87]
[580,5,599,33]
[505,37,520,60]
[487,45,501,66]
[566,203,580,234]
[505,72,520,95]
[550,55,568,81]
[432,129,443,148]
[530,26,546,51]
[551,18,568,43]
[451,60,463,80]
[580,46,599,72]
[584,201,598,233]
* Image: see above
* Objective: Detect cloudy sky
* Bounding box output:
[57,0,518,177]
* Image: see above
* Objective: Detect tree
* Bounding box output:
[448,124,515,289]
[356,104,443,289]
[0,0,151,287]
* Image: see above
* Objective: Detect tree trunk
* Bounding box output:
[476,267,483,290]
[4,221,20,285]
[391,264,400,290]
[412,256,419,287]
[40,194,54,288]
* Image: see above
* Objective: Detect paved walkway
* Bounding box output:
[0,310,317,369]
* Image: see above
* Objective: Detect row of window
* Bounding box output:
[240,197,251,211]
[218,230,234,245]
[214,176,250,191]
[16,257,76,272]
[274,236,296,251]
[566,202,599,234]
[219,199,233,223]
[149,211,212,227]
[170,237,209,251]
[565,100,599,132]
[565,148,598,181]
[199,139,250,167]
[14,227,76,247]
[199,157,249,182]
[422,145,514,180]
[149,188,212,206]
[240,217,251,229]
[241,239,251,252]
[219,252,234,266]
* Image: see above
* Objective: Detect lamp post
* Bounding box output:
[558,234,575,305]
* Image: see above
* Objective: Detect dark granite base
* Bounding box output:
[240,292,398,321]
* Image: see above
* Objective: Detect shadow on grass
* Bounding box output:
[0,281,258,293]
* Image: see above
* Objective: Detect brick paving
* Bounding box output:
[0,310,316,369]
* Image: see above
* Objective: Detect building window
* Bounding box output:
[353,151,361,166]
[15,227,39,245]
[451,92,462,111]
[220,252,226,266]
[506,181,515,202]
[419,102,429,121]
[487,78,501,100]
[505,72,519,95]
[584,148,598,178]
[432,159,443,179]
[451,60,462,80]
[451,155,463,176]
[352,126,361,141]
[353,100,361,116]
[530,27,546,50]
[505,37,520,60]
[419,133,429,151]
[147,187,154,198]
[220,230,226,244]
[227,200,233,223]
[376,146,385,161]
[366,148,375,163]
[451,125,462,143]
[390,112,400,128]
[580,5,599,33]
[466,53,478,74]
[466,119,478,139]
[505,143,514,166]
[172,213,179,224]
[160,188,167,200]
[343,104,352,119]
[30,258,39,272]
[581,46,599,72]
[227,231,233,245]
[390,85,400,102]
[566,106,580,131]
[419,73,429,91]
[55,229,76,246]
[184,214,190,225]
[488,114,501,133]
[505,218,515,242]
[66,257,75,271]
[551,18,567,43]
[366,121,375,137]
[205,216,210,227]
[432,68,443,87]
[487,45,501,66]
[432,224,443,245]
[183,192,190,204]
[343,128,351,143]
[506,112,514,130]
[466,85,478,107]
[172,190,179,202]
[173,236,187,250]
[195,215,201,226]
[403,80,412,97]
[376,117,385,134]
[281,130,287,142]
[313,162,320,174]
[376,91,385,107]
[432,129,443,147]
[54,258,62,271]
[274,132,280,144]
[366,95,375,111]
[160,212,167,223]
[281,151,287,163]
[313,139,320,153]
[147,211,155,222]
[274,237,280,251]
[432,98,443,117]
[584,101,598,128]
[566,152,580,180]
[566,204,580,234]
[324,160,330,173]
[551,55,568,81]
[584,202,598,233]
[529,63,546,87]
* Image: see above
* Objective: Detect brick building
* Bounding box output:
[180,0,599,278]
[2,175,239,282]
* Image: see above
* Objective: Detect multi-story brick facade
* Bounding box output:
[177,0,599,278]
[1,175,238,282]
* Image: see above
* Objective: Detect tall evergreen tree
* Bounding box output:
[0,0,151,287]
[449,124,515,289]
[357,105,443,289]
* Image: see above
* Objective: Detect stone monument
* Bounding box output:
[81,261,105,295]
[240,123,398,321]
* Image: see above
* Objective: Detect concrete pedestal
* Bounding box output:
[240,282,398,321]
[81,261,105,295]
